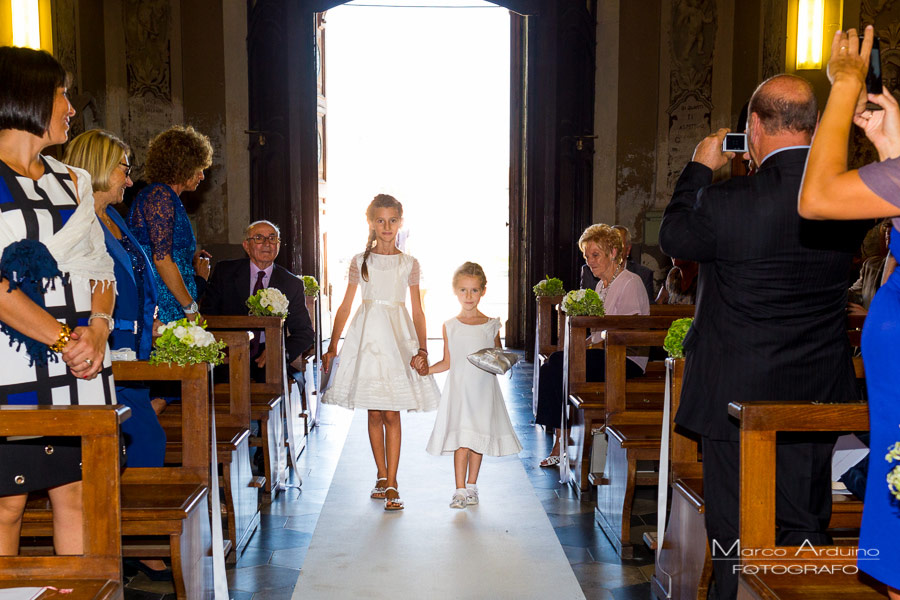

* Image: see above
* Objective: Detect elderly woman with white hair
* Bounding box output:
[534,223,650,467]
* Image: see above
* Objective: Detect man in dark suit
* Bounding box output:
[201,220,315,382]
[580,225,655,302]
[659,75,863,600]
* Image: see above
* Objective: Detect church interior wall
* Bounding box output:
[38,0,900,296]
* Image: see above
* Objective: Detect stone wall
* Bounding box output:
[51,0,249,254]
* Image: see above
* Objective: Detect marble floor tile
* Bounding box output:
[227,565,302,593]
[269,546,308,569]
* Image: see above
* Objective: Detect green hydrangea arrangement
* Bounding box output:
[247,287,289,318]
[663,318,693,359]
[887,433,900,502]
[533,275,565,297]
[302,275,320,296]
[150,318,226,367]
[560,288,605,316]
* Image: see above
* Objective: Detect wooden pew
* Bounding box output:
[650,354,867,599]
[532,294,564,417]
[205,315,290,493]
[649,357,710,600]
[593,327,672,557]
[24,363,215,598]
[163,331,260,561]
[728,401,888,600]
[0,405,129,599]
[563,313,689,496]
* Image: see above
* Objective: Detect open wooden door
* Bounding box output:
[247,0,596,355]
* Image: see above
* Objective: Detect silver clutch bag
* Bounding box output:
[467,347,520,375]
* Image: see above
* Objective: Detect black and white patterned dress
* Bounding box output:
[0,156,116,495]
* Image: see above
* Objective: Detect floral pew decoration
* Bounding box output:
[301,275,320,297]
[150,318,226,366]
[560,288,605,317]
[533,275,565,297]
[663,317,693,359]
[247,287,290,318]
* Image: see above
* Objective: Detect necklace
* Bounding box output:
[597,263,624,301]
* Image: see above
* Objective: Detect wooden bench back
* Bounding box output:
[563,314,690,419]
[534,295,564,358]
[665,357,702,481]
[205,315,285,396]
[649,304,695,316]
[728,401,868,567]
[210,330,251,429]
[0,405,129,585]
[112,361,210,486]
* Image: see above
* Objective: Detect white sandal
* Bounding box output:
[449,491,467,509]
[539,454,561,468]
[371,477,388,499]
[384,486,404,511]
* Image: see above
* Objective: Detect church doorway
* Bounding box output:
[317,0,511,338]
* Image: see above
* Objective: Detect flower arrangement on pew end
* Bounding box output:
[560,288,605,316]
[246,287,289,318]
[150,318,226,366]
[533,275,565,297]
[888,432,900,502]
[302,275,320,296]
[663,317,693,359]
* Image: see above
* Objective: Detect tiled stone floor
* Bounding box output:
[124,354,658,599]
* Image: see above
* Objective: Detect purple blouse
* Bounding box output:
[858,158,900,230]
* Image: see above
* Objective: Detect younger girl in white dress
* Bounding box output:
[322,194,439,511]
[425,262,522,509]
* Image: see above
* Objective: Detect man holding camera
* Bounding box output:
[659,74,865,600]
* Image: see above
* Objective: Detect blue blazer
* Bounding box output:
[100,207,158,359]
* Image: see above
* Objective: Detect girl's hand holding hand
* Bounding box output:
[323,348,337,373]
[410,354,427,375]
[63,322,108,380]
[853,92,900,160]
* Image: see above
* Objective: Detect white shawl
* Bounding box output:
[0,156,115,289]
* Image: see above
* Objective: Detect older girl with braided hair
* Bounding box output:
[322,194,439,511]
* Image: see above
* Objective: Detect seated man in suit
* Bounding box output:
[201,220,315,383]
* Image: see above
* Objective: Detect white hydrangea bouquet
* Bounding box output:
[246,287,289,318]
[888,430,900,502]
[560,288,605,316]
[150,318,226,366]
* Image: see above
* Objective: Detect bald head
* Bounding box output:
[748,74,818,138]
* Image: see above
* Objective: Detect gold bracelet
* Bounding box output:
[49,323,73,353]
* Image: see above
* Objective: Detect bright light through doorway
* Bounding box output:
[323,0,510,338]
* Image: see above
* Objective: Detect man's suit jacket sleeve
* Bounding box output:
[282,274,315,363]
[659,161,718,262]
[200,262,227,314]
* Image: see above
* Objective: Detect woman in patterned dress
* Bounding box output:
[0,47,117,555]
[128,125,212,323]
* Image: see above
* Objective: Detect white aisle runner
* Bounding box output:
[292,410,585,599]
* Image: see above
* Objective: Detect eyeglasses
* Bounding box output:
[119,162,132,178]
[247,234,280,244]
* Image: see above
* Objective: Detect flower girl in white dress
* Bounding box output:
[322,194,439,511]
[425,262,522,509]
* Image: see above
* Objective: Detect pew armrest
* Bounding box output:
[727,401,869,433]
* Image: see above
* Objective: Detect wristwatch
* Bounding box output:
[182,301,199,315]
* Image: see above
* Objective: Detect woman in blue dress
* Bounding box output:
[128,125,212,323]
[799,26,900,598]
[64,130,166,468]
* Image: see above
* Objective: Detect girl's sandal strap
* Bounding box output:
[370,477,388,499]
[384,486,404,511]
